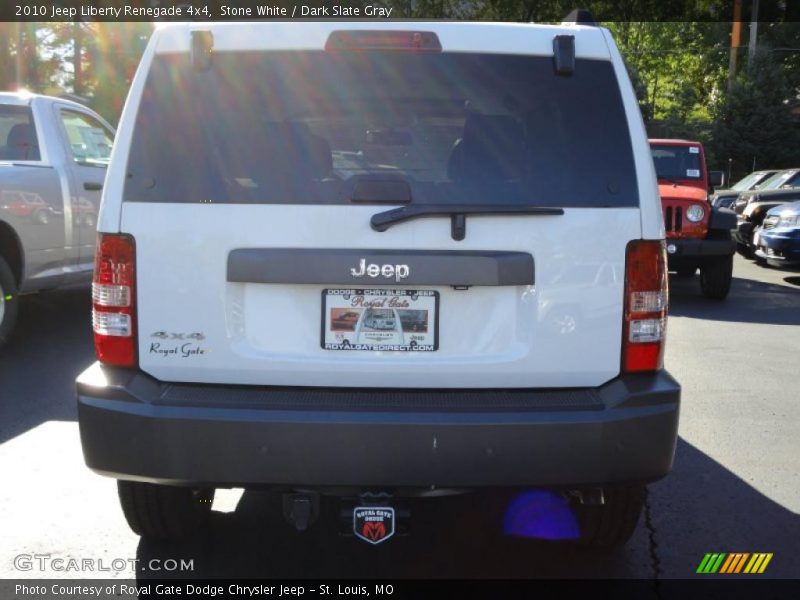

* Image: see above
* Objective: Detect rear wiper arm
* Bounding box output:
[371,204,565,241]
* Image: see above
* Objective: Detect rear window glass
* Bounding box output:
[0,105,40,161]
[124,51,638,207]
[650,145,702,181]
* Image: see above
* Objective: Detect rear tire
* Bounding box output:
[573,485,645,549]
[117,480,214,540]
[0,257,20,350]
[699,255,733,300]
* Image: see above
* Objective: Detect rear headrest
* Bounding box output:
[448,114,524,183]
[6,123,40,160]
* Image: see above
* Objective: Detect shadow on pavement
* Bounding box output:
[649,439,800,579]
[0,287,92,443]
[134,438,799,580]
[668,275,800,325]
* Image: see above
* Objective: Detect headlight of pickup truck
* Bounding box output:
[686,204,705,222]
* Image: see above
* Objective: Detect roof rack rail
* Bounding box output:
[562,8,597,26]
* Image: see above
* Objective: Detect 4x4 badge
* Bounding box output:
[353,507,395,545]
[151,331,205,341]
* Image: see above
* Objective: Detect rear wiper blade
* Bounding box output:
[371,204,564,241]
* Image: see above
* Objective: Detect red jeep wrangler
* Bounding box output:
[649,139,737,300]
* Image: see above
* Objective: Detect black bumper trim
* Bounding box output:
[77,365,680,489]
[160,382,605,412]
[666,238,736,259]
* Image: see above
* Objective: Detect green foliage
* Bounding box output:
[605,20,800,174]
[606,22,729,124]
[81,23,152,124]
[710,50,800,176]
[0,22,150,125]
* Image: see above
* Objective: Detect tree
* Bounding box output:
[711,49,800,177]
[20,22,151,124]
[606,22,729,125]
[0,24,12,90]
[81,23,152,124]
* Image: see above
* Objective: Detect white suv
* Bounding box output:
[77,19,679,548]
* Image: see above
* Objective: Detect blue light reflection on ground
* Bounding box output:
[502,490,581,540]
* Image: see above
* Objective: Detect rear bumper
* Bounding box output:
[665,237,736,263]
[77,364,680,489]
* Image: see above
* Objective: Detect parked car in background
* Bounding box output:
[0,92,114,348]
[649,138,736,299]
[731,168,800,214]
[733,186,800,257]
[753,201,800,268]
[711,169,776,209]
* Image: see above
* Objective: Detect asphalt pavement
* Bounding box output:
[1,256,798,582]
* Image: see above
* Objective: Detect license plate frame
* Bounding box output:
[321,288,439,352]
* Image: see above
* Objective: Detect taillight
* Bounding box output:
[622,240,668,373]
[92,234,136,367]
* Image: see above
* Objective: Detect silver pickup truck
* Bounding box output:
[0,92,115,347]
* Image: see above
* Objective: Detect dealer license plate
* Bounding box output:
[322,288,438,351]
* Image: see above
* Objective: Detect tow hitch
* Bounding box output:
[340,492,409,545]
[282,492,320,531]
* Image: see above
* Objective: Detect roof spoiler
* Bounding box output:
[562,8,597,26]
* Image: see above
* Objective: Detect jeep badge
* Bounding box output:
[350,259,410,282]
